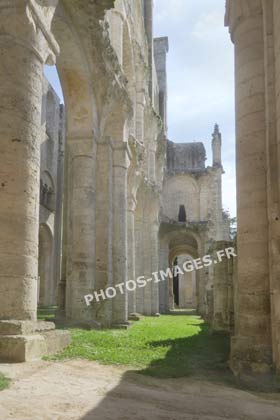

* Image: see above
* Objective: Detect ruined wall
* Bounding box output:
[159,126,230,317]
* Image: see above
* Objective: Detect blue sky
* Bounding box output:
[45,0,236,216]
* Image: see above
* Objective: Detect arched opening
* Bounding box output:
[159,224,203,314]
[171,254,197,309]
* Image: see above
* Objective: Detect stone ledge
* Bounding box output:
[0,334,46,363]
[0,321,71,362]
[0,320,55,336]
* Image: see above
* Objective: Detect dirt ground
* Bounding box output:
[0,360,280,420]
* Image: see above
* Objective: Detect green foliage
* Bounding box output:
[0,373,10,391]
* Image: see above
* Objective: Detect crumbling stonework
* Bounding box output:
[0,0,232,363]
[159,126,231,317]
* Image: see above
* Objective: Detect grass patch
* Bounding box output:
[0,373,10,391]
[49,315,232,381]
[37,306,56,321]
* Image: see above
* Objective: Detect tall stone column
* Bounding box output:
[0,0,58,322]
[94,137,113,327]
[109,10,124,66]
[150,220,160,315]
[135,211,144,314]
[262,0,280,374]
[136,86,145,144]
[159,243,169,313]
[65,137,96,326]
[143,0,154,100]
[212,241,233,333]
[148,143,157,183]
[127,196,137,314]
[111,144,130,326]
[0,1,70,362]
[226,1,272,375]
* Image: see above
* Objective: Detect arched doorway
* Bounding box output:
[159,223,206,314]
[172,254,197,309]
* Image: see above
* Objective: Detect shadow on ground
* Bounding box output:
[137,322,233,383]
[79,326,280,420]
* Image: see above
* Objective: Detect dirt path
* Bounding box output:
[0,360,280,420]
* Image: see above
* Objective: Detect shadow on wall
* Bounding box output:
[80,325,239,420]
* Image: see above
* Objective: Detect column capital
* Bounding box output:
[225,0,263,42]
[0,0,59,64]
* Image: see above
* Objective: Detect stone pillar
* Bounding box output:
[150,220,160,315]
[262,0,280,374]
[65,137,96,326]
[57,133,68,316]
[53,105,65,306]
[226,1,272,375]
[111,144,130,326]
[212,241,233,333]
[94,138,113,327]
[268,0,280,375]
[127,196,137,315]
[0,0,58,321]
[135,212,145,314]
[148,143,157,182]
[109,10,124,66]
[136,82,145,144]
[154,37,169,135]
[0,1,70,362]
[143,0,154,100]
[159,243,169,313]
[143,216,152,315]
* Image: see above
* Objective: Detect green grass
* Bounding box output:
[0,373,10,391]
[49,315,232,380]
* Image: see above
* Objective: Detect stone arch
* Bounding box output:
[168,233,199,311]
[172,253,197,310]
[38,223,54,306]
[51,3,98,137]
[158,225,204,313]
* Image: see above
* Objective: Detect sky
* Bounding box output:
[44,0,236,216]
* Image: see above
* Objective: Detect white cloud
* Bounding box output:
[192,12,225,41]
[154,0,236,216]
[154,0,188,23]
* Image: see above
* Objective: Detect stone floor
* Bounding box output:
[0,360,280,419]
